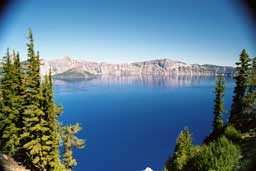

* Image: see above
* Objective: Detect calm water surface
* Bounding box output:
[53,76,234,171]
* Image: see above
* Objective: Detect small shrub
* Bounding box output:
[185,136,241,171]
[165,128,193,171]
[224,125,242,143]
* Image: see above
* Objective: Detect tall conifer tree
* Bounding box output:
[12,51,26,160]
[0,48,12,151]
[241,57,256,130]
[20,30,51,171]
[0,30,85,170]
[41,70,65,171]
[0,49,21,155]
[213,74,225,133]
[230,49,251,129]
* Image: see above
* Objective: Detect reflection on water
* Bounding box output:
[54,75,235,171]
[53,75,234,94]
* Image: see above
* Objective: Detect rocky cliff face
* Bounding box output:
[41,57,235,78]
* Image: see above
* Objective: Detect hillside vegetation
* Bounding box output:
[165,49,256,171]
[0,30,85,171]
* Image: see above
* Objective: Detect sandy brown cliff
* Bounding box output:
[40,57,235,78]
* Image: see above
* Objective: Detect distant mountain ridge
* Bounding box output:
[40,57,235,78]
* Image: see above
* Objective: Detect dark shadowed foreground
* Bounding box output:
[0,154,29,171]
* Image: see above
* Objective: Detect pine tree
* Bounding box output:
[248,57,256,93]
[165,128,192,171]
[63,123,85,171]
[0,30,85,170]
[41,70,65,171]
[213,74,225,133]
[0,48,12,151]
[230,49,251,129]
[242,57,256,131]
[0,49,21,155]
[11,51,26,161]
[20,30,51,171]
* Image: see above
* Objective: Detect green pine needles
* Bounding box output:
[63,124,85,171]
[0,30,85,171]
[165,128,193,171]
[0,49,22,156]
[230,49,252,129]
[213,74,225,133]
[165,49,256,171]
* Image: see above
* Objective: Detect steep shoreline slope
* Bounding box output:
[41,57,235,78]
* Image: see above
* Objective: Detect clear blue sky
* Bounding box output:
[0,0,255,66]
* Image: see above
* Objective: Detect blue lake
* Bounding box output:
[53,76,234,171]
